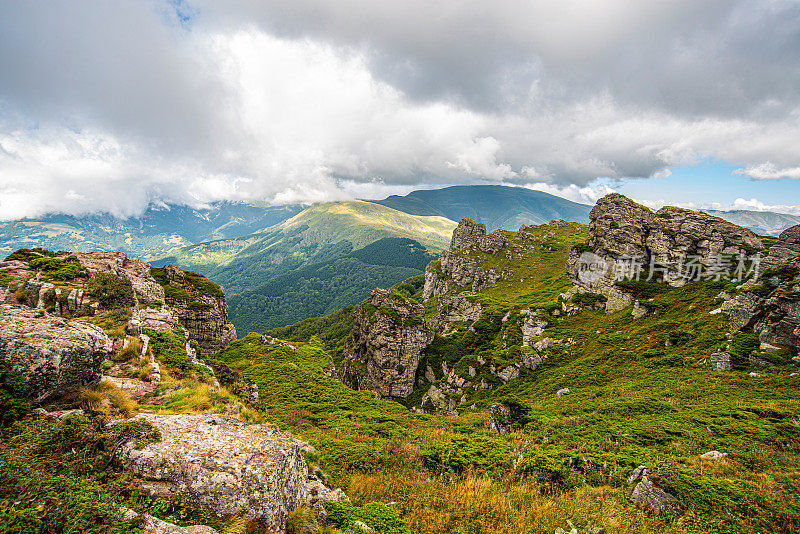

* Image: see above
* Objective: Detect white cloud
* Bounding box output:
[0,0,799,219]
[729,198,800,216]
[734,163,800,180]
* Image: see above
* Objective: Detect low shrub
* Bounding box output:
[90,273,134,309]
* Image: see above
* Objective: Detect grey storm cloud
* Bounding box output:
[0,0,799,219]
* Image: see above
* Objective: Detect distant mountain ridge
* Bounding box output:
[0,202,304,260]
[702,209,800,236]
[370,185,592,231]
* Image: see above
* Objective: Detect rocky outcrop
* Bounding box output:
[567,194,763,313]
[113,413,346,532]
[10,251,236,353]
[726,225,800,352]
[488,403,514,435]
[341,289,434,399]
[450,218,486,251]
[709,352,732,372]
[628,466,682,517]
[422,218,507,332]
[0,304,111,403]
[120,507,218,534]
[75,251,165,305]
[158,264,237,353]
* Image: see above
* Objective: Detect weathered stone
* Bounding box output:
[726,225,800,353]
[567,194,763,313]
[749,354,775,368]
[121,507,218,534]
[709,352,732,372]
[488,403,514,435]
[341,288,434,399]
[450,218,486,251]
[700,451,727,460]
[628,466,682,517]
[113,414,344,532]
[420,384,459,416]
[0,304,111,403]
[157,264,237,353]
[632,300,649,319]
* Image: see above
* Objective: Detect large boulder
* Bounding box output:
[567,194,763,313]
[113,414,345,532]
[628,466,682,517]
[341,288,434,399]
[0,304,111,403]
[726,224,800,351]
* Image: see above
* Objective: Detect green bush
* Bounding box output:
[0,359,31,426]
[324,501,412,534]
[89,273,134,309]
[422,435,512,473]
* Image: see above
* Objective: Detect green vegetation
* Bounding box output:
[144,329,211,380]
[229,239,435,333]
[89,272,134,309]
[325,501,412,534]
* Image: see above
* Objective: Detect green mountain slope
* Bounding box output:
[210,220,800,533]
[370,185,591,231]
[229,238,434,332]
[0,202,304,260]
[703,209,800,236]
[160,201,457,332]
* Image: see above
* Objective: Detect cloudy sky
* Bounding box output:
[1,0,799,220]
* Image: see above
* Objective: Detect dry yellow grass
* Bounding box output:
[347,471,681,534]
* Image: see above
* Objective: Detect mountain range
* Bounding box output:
[372,185,591,231]
[6,185,799,335]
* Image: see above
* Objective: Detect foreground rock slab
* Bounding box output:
[0,304,111,403]
[113,414,341,532]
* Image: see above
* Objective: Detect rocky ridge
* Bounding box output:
[340,288,434,399]
[1,249,236,353]
[566,194,764,313]
[725,224,800,355]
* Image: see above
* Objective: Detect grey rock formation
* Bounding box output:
[120,507,218,534]
[628,466,682,517]
[113,414,346,532]
[424,218,505,299]
[450,218,486,251]
[488,403,514,435]
[567,194,763,313]
[726,224,800,352]
[341,288,434,399]
[709,352,732,372]
[157,264,237,353]
[0,304,111,403]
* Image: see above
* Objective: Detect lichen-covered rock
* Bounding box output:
[709,352,732,372]
[156,264,237,353]
[0,304,111,403]
[341,288,434,399]
[113,413,343,532]
[567,194,763,313]
[75,251,165,305]
[423,218,504,301]
[120,507,218,534]
[488,403,514,435]
[726,225,800,352]
[628,466,682,517]
[450,218,486,251]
